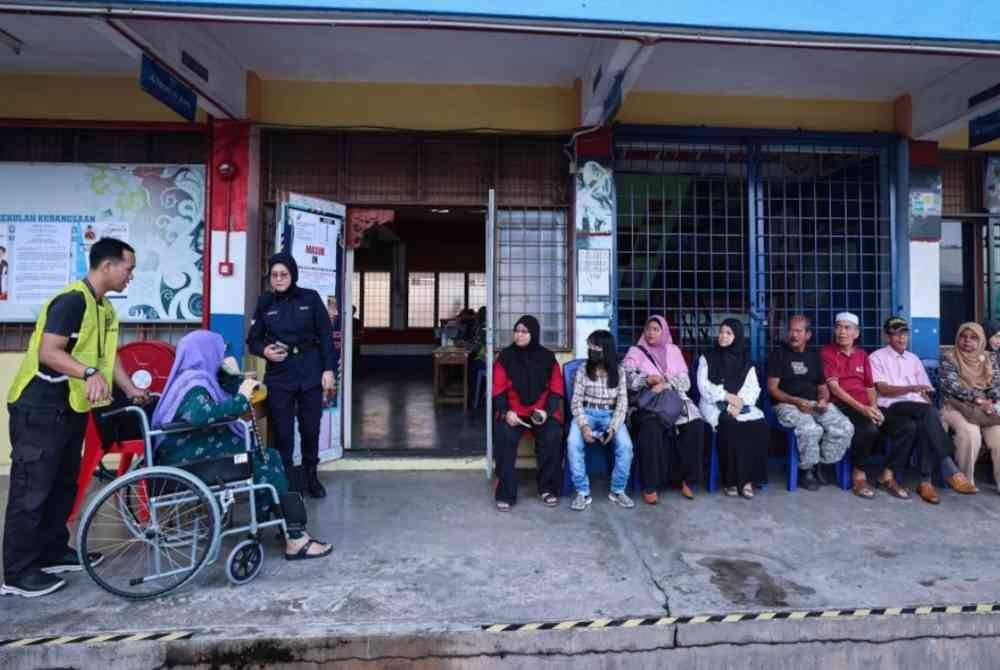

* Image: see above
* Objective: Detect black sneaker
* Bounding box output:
[815,464,831,486]
[1,570,66,598]
[800,468,820,491]
[39,549,104,574]
[306,467,327,499]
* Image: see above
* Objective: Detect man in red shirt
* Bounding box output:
[821,312,908,500]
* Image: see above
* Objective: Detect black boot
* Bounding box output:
[800,467,820,491]
[306,465,327,499]
[815,464,830,486]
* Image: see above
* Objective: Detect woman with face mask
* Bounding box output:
[566,330,635,511]
[696,319,769,499]
[622,315,705,504]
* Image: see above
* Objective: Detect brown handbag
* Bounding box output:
[943,398,1000,427]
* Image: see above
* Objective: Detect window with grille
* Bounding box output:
[496,209,568,349]
[351,272,361,323]
[468,272,486,311]
[361,272,391,328]
[407,272,436,327]
[438,273,466,321]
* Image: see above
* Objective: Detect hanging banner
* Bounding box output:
[0,163,205,322]
[278,194,346,462]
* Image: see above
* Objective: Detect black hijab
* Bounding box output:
[983,320,1000,351]
[705,318,752,394]
[267,252,299,297]
[498,315,556,405]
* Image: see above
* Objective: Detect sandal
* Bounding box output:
[851,478,875,499]
[540,492,559,507]
[878,476,910,500]
[740,483,754,499]
[284,538,333,561]
[496,501,511,512]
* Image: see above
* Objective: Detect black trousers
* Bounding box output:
[717,414,770,488]
[835,402,884,469]
[633,411,705,492]
[493,419,562,504]
[882,401,954,480]
[267,385,323,475]
[3,405,87,581]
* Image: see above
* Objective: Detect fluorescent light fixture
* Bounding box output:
[0,27,23,55]
[430,208,451,214]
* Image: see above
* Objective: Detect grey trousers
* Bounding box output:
[774,403,853,469]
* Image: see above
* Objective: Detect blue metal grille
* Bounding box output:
[614,133,893,361]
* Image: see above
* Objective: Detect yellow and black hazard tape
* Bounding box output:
[0,630,194,649]
[483,602,1000,632]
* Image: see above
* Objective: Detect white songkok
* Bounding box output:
[835,312,859,326]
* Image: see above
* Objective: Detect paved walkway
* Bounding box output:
[3,467,1000,643]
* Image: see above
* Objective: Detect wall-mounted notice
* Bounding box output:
[578,247,611,298]
[0,163,205,322]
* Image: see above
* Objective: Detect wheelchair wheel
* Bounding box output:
[77,467,221,600]
[226,539,264,585]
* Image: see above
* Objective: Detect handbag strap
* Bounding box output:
[636,345,666,377]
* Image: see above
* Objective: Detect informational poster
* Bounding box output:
[0,163,205,322]
[279,194,346,462]
[578,247,611,298]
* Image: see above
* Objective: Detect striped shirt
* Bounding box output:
[571,365,628,433]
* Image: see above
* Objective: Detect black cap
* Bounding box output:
[883,316,909,334]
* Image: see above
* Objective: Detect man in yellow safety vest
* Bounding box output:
[2,238,149,598]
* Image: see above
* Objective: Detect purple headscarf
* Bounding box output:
[152,330,243,445]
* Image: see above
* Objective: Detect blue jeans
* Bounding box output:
[567,408,634,495]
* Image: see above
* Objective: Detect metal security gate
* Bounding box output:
[615,131,895,360]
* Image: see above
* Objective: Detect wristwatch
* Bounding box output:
[83,367,98,380]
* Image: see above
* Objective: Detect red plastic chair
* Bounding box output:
[70,341,176,521]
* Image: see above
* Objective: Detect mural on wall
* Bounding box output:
[575,161,616,357]
[0,163,205,322]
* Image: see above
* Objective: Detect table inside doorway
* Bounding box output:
[433,346,469,411]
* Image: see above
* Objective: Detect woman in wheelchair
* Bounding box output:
[151,330,331,560]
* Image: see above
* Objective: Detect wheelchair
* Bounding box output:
[75,404,288,600]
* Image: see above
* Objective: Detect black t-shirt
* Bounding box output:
[765,346,824,402]
[15,286,91,410]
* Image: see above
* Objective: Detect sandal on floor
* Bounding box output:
[540,492,559,507]
[496,501,511,512]
[851,479,875,499]
[740,484,754,499]
[285,538,333,561]
[878,477,910,500]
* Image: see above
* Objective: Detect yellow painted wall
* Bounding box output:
[0,72,207,123]
[939,127,1000,152]
[620,91,896,133]
[258,80,578,131]
[0,353,23,467]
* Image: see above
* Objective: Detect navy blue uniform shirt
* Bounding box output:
[246,286,335,391]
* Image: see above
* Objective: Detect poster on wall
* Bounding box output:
[278,195,346,462]
[0,163,205,322]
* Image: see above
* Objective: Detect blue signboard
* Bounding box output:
[77,1,1000,44]
[970,109,1000,148]
[139,54,197,122]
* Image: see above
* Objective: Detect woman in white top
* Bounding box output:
[697,318,769,498]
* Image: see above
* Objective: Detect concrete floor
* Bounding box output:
[351,357,486,454]
[4,465,1000,642]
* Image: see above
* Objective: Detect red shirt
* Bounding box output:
[492,360,565,423]
[821,343,874,407]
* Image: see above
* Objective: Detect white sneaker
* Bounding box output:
[724,486,738,497]
[608,491,635,508]
[570,492,592,511]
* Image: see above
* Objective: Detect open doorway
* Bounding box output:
[350,206,487,454]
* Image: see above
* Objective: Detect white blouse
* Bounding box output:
[696,355,765,430]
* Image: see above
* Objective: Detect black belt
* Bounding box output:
[286,343,316,356]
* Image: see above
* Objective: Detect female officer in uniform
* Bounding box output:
[247,252,336,498]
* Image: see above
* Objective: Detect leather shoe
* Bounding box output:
[642,491,658,505]
[306,467,327,499]
[814,464,830,486]
[947,472,978,494]
[916,481,940,504]
[800,468,820,491]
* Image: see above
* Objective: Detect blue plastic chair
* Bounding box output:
[472,366,487,408]
[560,359,640,496]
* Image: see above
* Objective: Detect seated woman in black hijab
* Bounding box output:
[491,315,565,511]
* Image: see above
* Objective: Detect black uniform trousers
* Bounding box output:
[881,401,954,480]
[267,384,323,476]
[633,411,705,492]
[493,419,563,504]
[717,414,770,489]
[3,405,87,581]
[836,402,909,473]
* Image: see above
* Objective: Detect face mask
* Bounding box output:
[587,349,603,364]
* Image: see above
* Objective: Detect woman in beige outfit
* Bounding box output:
[939,323,1000,491]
